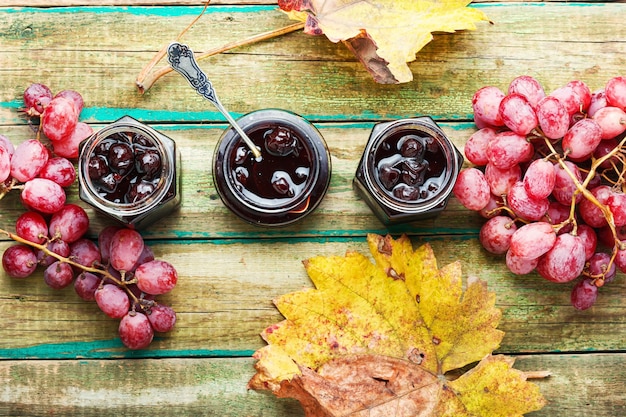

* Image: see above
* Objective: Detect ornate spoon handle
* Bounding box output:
[167,42,261,160]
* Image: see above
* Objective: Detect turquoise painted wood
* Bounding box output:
[0,2,625,416]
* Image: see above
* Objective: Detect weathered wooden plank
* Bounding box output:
[1,3,625,125]
[1,237,624,357]
[0,353,624,416]
[0,121,485,239]
[0,1,602,9]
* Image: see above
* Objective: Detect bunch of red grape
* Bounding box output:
[453,75,626,310]
[2,84,177,349]
[1,83,94,205]
[23,83,94,159]
[3,218,178,349]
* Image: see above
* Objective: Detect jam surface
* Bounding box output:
[228,125,313,208]
[373,130,447,202]
[87,131,163,204]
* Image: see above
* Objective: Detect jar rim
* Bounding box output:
[361,118,462,214]
[78,119,174,216]
[213,109,331,226]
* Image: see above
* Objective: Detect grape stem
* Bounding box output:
[0,227,143,305]
[0,178,17,202]
[538,130,626,285]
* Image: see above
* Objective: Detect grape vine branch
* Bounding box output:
[0,227,151,309]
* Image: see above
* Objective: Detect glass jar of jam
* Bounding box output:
[213,109,331,227]
[354,117,463,225]
[77,116,181,229]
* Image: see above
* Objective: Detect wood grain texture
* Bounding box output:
[1,3,625,124]
[1,354,625,416]
[1,2,625,416]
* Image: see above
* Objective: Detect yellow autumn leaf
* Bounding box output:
[249,234,546,416]
[284,0,490,83]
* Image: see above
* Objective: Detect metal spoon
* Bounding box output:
[166,42,262,160]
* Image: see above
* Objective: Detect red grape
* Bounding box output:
[498,93,538,135]
[571,278,598,310]
[15,211,48,244]
[464,127,496,166]
[506,249,539,275]
[549,85,583,116]
[69,238,101,271]
[135,260,178,295]
[43,261,75,289]
[0,134,15,155]
[95,284,130,319]
[592,106,626,140]
[577,224,598,261]
[552,161,582,206]
[566,80,592,112]
[588,88,607,117]
[119,312,153,350]
[97,225,122,263]
[0,146,10,182]
[38,157,76,187]
[452,167,490,211]
[579,185,611,228]
[486,131,533,169]
[36,239,71,267]
[536,233,585,283]
[587,252,616,283]
[523,158,555,200]
[23,83,53,115]
[54,89,84,115]
[110,228,145,273]
[605,76,626,110]
[2,245,37,278]
[53,122,93,159]
[74,272,102,301]
[42,96,78,142]
[479,215,517,255]
[48,204,89,243]
[147,304,177,333]
[10,139,49,183]
[484,163,521,196]
[508,75,545,109]
[606,192,626,226]
[536,96,569,139]
[21,178,66,214]
[507,181,549,221]
[509,221,556,260]
[472,86,505,126]
[561,118,602,159]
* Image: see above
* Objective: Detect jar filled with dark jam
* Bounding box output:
[78,116,180,229]
[354,117,463,225]
[213,109,331,226]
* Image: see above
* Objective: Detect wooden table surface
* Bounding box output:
[1,1,625,415]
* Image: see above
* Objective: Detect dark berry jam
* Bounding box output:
[87,131,162,204]
[78,116,180,229]
[213,109,331,226]
[373,130,447,202]
[229,126,312,206]
[354,117,463,225]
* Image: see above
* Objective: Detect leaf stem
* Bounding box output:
[136,21,305,94]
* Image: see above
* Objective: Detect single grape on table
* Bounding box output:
[458,75,626,310]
